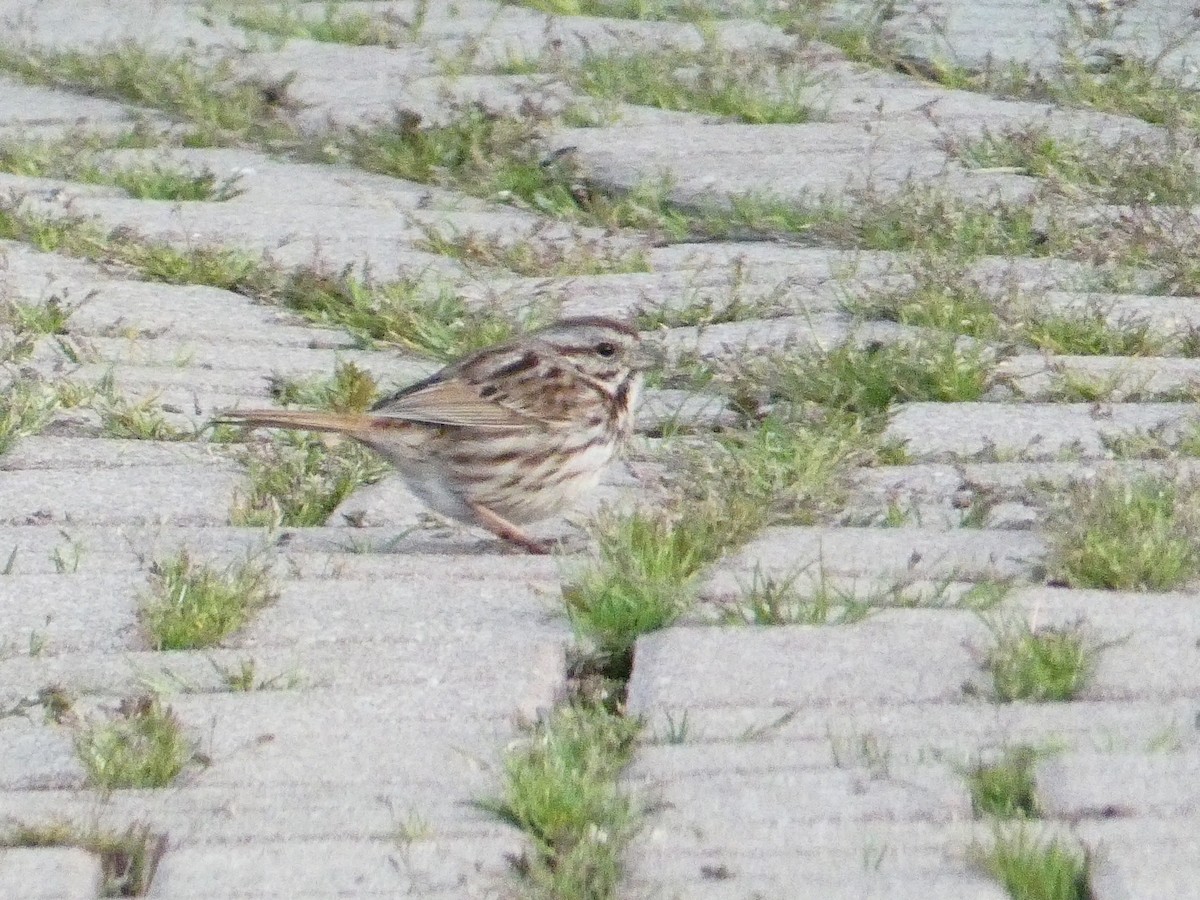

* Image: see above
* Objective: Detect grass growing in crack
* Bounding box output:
[969,746,1041,820]
[479,703,640,900]
[275,270,531,359]
[564,510,724,665]
[984,617,1096,703]
[269,361,380,412]
[758,336,992,417]
[1,821,166,897]
[721,567,874,626]
[95,393,188,442]
[950,124,1200,206]
[1046,476,1200,590]
[1,293,73,336]
[330,106,548,197]
[0,197,528,359]
[75,695,200,790]
[0,380,58,455]
[0,43,294,147]
[512,0,716,18]
[569,47,815,124]
[843,268,1003,341]
[976,827,1091,900]
[140,551,277,650]
[1018,310,1161,357]
[0,136,242,200]
[418,228,649,276]
[701,413,876,524]
[231,2,410,47]
[636,259,784,329]
[566,413,876,666]
[230,431,388,528]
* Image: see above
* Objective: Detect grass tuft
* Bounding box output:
[479,703,640,899]
[969,746,1041,819]
[231,2,409,47]
[570,47,815,124]
[977,826,1091,900]
[1046,476,1200,590]
[0,379,58,455]
[140,551,277,651]
[985,617,1096,703]
[74,695,200,790]
[230,430,388,528]
[269,361,380,412]
[0,43,294,147]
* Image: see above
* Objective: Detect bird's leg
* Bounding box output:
[467,500,553,555]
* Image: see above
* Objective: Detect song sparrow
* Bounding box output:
[217,316,645,554]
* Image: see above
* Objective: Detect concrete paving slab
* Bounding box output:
[0,466,241,526]
[148,837,518,898]
[705,526,1046,592]
[634,699,1200,763]
[1036,752,1200,819]
[1076,818,1200,900]
[886,402,1200,460]
[0,847,101,899]
[627,611,990,711]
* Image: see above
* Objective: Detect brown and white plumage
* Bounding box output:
[216,317,644,553]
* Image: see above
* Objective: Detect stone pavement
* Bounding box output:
[0,1,1198,898]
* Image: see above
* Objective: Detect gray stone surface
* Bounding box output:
[887,401,1200,460]
[0,847,101,899]
[1,1,1198,896]
[1076,819,1200,900]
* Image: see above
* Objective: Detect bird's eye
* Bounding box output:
[595,341,617,358]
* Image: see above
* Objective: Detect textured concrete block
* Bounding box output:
[148,837,518,898]
[627,872,1009,900]
[0,467,242,526]
[1075,819,1200,900]
[705,526,1045,592]
[1036,752,1200,819]
[167,691,516,787]
[627,611,989,713]
[0,847,101,899]
[635,699,1200,764]
[887,402,1200,461]
[0,573,142,653]
[0,785,512,846]
[0,437,240,472]
[1083,821,1200,900]
[0,639,565,721]
[0,721,83,790]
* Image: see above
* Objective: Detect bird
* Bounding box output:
[216,316,645,554]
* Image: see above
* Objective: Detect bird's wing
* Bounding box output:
[374,376,570,428]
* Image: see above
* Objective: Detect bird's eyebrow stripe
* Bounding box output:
[490,351,539,378]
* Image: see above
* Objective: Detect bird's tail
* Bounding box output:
[213,408,379,440]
